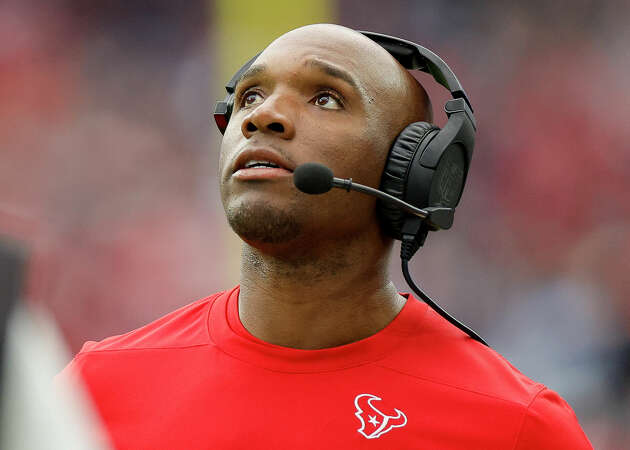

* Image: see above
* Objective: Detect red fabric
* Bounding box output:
[63,286,592,449]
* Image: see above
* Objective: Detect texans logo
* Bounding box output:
[354,393,407,439]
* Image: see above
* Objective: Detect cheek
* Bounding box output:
[319,122,390,187]
[217,133,241,209]
[218,122,242,177]
[218,140,228,176]
[359,117,396,184]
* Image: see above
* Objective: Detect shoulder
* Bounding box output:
[75,289,230,356]
[378,301,592,448]
[513,387,592,449]
[380,299,545,406]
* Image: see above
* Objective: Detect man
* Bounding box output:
[62,24,592,449]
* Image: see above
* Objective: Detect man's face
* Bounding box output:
[218,25,412,249]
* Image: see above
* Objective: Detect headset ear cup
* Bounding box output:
[378,122,440,239]
[428,144,467,208]
[213,93,234,135]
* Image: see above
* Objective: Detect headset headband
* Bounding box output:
[359,31,472,112]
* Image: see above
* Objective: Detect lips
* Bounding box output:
[232,148,295,180]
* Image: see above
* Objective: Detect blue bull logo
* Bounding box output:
[354,394,407,439]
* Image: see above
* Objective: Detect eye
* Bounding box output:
[240,90,264,108]
[313,92,343,110]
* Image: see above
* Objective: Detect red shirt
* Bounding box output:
[63,286,592,449]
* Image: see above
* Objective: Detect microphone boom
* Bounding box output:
[331,177,429,220]
[293,162,454,230]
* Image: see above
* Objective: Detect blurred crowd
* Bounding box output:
[1,0,628,448]
[0,0,231,341]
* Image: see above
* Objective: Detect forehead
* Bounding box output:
[263,29,366,65]
[253,27,404,91]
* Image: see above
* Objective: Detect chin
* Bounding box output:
[225,200,303,245]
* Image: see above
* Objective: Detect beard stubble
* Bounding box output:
[226,199,302,244]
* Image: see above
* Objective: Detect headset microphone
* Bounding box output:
[293,163,454,230]
[293,162,488,346]
[292,162,334,194]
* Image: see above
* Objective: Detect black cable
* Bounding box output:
[401,257,488,347]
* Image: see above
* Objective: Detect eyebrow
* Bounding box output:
[235,64,267,91]
[234,59,364,96]
[306,59,361,93]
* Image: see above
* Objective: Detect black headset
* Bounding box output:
[214,31,487,346]
[214,30,476,244]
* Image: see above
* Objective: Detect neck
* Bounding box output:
[237,232,405,349]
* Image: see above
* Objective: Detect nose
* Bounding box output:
[241,95,296,140]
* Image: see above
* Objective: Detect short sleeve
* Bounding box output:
[514,388,593,450]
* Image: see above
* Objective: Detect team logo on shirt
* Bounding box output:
[354,393,407,439]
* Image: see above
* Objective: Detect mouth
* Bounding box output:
[232,148,295,180]
[242,160,285,170]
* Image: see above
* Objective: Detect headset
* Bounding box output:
[214,31,486,345]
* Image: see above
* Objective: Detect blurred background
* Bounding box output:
[1,0,628,447]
